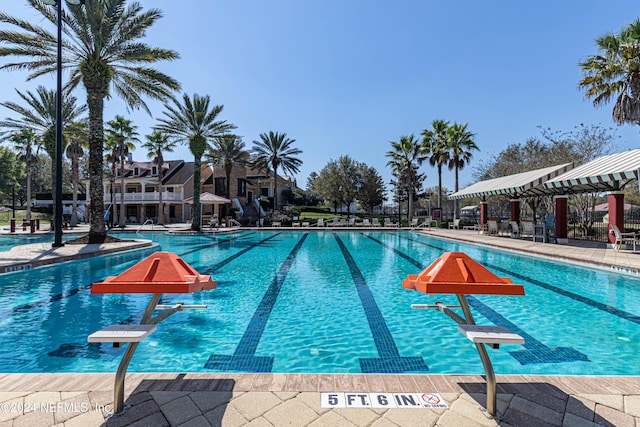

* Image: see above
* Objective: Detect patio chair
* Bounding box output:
[509,221,520,238]
[362,219,371,227]
[348,218,356,227]
[448,218,460,229]
[315,218,325,227]
[410,218,418,228]
[302,222,310,227]
[520,221,534,238]
[610,224,638,251]
[487,219,499,235]
[372,218,382,227]
[384,218,395,227]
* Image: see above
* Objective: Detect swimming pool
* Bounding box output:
[0,230,639,375]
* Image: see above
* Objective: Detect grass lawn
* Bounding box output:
[0,209,51,227]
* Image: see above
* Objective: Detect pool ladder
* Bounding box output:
[136,219,154,234]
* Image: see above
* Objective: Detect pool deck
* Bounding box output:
[1,225,640,426]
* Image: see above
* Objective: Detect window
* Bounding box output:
[151,166,158,176]
[145,186,155,192]
[237,178,246,197]
[134,167,139,176]
[116,168,121,177]
[215,177,227,196]
[166,187,174,192]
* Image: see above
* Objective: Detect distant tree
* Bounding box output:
[8,130,38,220]
[306,172,318,192]
[422,119,450,208]
[105,116,139,227]
[357,164,386,215]
[251,131,302,211]
[156,93,236,231]
[446,122,478,219]
[208,135,250,198]
[314,160,342,212]
[141,131,175,225]
[386,134,425,221]
[0,146,23,205]
[65,121,88,226]
[579,19,640,126]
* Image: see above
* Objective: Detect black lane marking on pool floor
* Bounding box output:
[204,233,309,372]
[334,233,429,374]
[46,233,271,360]
[370,233,589,365]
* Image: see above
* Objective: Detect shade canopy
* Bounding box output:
[449,163,573,200]
[402,252,525,296]
[184,192,231,205]
[91,252,216,294]
[544,149,640,194]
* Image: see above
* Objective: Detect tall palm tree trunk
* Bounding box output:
[272,163,278,211]
[119,148,126,227]
[192,156,202,231]
[71,160,78,227]
[157,162,164,225]
[87,90,106,243]
[26,158,32,222]
[437,164,443,208]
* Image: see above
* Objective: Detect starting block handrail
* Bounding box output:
[412,295,524,418]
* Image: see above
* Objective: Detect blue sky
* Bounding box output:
[1,1,639,195]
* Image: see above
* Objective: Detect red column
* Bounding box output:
[608,191,625,246]
[480,201,488,225]
[509,199,520,223]
[554,195,568,244]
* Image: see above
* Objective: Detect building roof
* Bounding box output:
[449,163,573,200]
[543,149,640,194]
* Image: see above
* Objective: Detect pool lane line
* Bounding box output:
[333,233,429,374]
[367,233,589,365]
[403,233,640,325]
[204,233,309,372]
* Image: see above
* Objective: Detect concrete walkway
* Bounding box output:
[1,226,640,426]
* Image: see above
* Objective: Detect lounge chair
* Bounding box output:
[372,218,382,227]
[448,218,460,229]
[610,224,638,251]
[383,218,395,227]
[362,219,371,227]
[348,218,356,227]
[302,222,310,227]
[410,218,418,228]
[315,218,325,227]
[292,222,300,227]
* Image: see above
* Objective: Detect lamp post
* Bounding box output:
[42,0,85,246]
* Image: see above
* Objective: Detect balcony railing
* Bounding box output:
[105,192,184,203]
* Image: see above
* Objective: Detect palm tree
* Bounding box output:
[141,131,175,225]
[446,123,478,219]
[0,85,86,226]
[385,134,425,222]
[0,0,180,243]
[579,19,640,125]
[421,119,451,208]
[105,116,138,228]
[8,129,40,222]
[207,135,250,199]
[155,93,236,231]
[251,131,302,211]
[64,121,88,227]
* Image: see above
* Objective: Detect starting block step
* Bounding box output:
[458,325,524,345]
[88,324,156,343]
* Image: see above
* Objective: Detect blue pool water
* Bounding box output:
[0,230,639,375]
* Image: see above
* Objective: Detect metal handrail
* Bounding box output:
[136,218,154,234]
